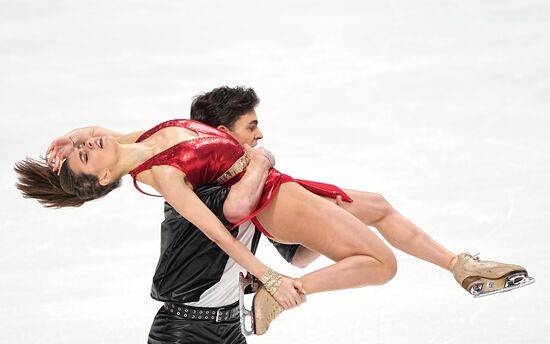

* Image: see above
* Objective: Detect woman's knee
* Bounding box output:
[354,250,397,286]
[379,251,398,284]
[367,193,394,224]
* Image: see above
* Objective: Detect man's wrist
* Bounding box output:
[249,155,272,169]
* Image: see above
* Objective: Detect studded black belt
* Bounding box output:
[163,301,240,322]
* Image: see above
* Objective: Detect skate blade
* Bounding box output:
[239,272,256,336]
[472,274,536,298]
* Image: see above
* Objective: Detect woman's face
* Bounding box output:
[66,135,119,185]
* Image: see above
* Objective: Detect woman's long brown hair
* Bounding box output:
[14,157,121,208]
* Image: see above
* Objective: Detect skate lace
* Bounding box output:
[466,252,481,262]
[464,252,502,266]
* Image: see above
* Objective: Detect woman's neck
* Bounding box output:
[113,126,200,177]
[113,141,157,177]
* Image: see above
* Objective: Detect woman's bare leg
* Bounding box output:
[256,183,397,295]
[332,189,456,271]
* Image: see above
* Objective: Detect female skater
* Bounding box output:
[15,118,532,335]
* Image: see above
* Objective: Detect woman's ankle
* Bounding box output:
[446,255,458,271]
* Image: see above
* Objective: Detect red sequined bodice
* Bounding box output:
[129,120,245,194]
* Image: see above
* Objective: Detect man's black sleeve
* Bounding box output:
[267,239,300,263]
[154,185,234,302]
[164,185,230,225]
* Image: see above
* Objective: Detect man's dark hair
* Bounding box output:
[190,86,259,128]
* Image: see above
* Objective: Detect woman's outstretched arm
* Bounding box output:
[63,126,123,146]
[45,126,143,172]
[153,166,305,309]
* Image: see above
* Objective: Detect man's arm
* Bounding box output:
[223,145,274,223]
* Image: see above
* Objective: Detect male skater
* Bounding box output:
[148,87,327,343]
[147,141,309,344]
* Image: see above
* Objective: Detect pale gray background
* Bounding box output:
[1,1,549,343]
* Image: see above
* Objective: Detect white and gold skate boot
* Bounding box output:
[451,253,535,297]
[252,285,284,335]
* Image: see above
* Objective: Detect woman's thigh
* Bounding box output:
[322,189,393,225]
[256,183,393,262]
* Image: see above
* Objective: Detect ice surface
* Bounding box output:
[1,1,549,343]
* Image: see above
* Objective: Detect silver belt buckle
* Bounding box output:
[215,307,227,322]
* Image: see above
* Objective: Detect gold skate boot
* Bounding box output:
[252,285,284,335]
[451,252,535,297]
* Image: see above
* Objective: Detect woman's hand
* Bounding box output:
[46,136,75,173]
[272,275,306,310]
[243,144,275,168]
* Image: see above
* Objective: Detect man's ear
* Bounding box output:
[217,125,229,133]
[99,170,112,186]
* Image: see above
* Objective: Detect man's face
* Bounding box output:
[220,110,263,147]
